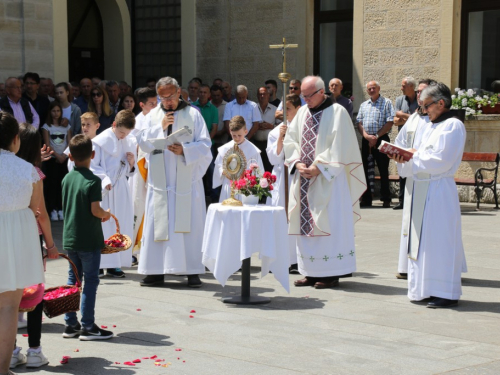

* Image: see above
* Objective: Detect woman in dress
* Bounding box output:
[0,112,45,375]
[88,86,115,135]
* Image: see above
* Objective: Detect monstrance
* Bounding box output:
[221,143,247,206]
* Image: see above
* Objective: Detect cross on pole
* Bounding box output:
[269,37,298,76]
[269,38,298,221]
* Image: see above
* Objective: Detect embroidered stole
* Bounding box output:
[299,110,323,235]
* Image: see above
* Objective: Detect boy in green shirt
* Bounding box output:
[61,134,113,341]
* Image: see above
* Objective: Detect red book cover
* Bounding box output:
[378,141,413,162]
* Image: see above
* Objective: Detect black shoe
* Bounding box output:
[98,269,105,278]
[79,324,114,341]
[395,272,407,279]
[131,256,138,266]
[289,263,300,274]
[360,202,372,207]
[427,298,458,309]
[62,322,82,338]
[393,203,404,210]
[187,274,202,288]
[382,201,391,208]
[140,274,164,287]
[107,268,125,278]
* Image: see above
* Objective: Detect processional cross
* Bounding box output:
[269,38,298,220]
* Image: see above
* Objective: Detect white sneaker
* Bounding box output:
[10,347,27,369]
[17,318,27,329]
[50,210,59,221]
[26,348,49,368]
[58,210,64,220]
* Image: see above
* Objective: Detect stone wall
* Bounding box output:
[195,0,309,101]
[0,0,54,82]
[361,0,442,103]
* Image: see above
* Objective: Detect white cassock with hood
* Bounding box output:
[92,128,137,268]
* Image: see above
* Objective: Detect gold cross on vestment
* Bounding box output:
[269,37,298,75]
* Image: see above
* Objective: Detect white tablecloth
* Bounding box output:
[202,203,290,292]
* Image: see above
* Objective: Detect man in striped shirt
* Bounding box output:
[356,81,395,207]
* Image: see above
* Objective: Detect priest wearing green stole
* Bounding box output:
[136,77,212,288]
[284,76,366,289]
[392,83,467,308]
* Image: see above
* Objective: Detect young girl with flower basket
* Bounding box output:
[0,113,45,375]
[10,123,59,370]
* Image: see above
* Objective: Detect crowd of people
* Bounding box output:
[0,72,467,374]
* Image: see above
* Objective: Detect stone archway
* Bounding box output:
[52,0,131,83]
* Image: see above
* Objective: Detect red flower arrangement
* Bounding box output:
[43,286,80,301]
[231,163,276,200]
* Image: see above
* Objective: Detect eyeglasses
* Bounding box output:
[159,93,179,102]
[24,81,37,86]
[91,92,102,97]
[302,88,321,99]
[289,86,300,91]
[423,101,438,110]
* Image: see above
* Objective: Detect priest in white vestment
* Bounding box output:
[393,79,434,279]
[266,93,302,272]
[136,77,212,288]
[393,82,466,308]
[284,76,366,289]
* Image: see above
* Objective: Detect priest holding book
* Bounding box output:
[391,82,467,308]
[284,76,366,289]
[136,77,212,288]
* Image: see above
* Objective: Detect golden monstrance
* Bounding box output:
[221,144,247,206]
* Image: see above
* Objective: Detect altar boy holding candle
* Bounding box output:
[92,110,137,278]
[213,115,264,202]
[266,94,301,273]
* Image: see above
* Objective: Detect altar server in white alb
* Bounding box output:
[284,76,366,289]
[92,110,137,277]
[393,82,466,308]
[266,93,301,273]
[213,115,263,202]
[393,79,436,280]
[137,77,212,288]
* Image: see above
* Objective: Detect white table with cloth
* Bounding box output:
[202,203,290,304]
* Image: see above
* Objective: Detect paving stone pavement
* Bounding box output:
[12,202,500,375]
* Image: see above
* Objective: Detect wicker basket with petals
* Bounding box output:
[102,213,132,254]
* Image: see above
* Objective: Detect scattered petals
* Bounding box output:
[123,361,135,366]
[150,355,158,359]
[22,334,29,337]
[183,360,186,363]
[73,349,79,352]
[101,325,108,329]
[113,325,117,328]
[190,310,196,313]
[136,308,141,311]
[115,362,120,364]
[189,315,194,318]
[60,356,71,364]
[132,359,141,363]
[177,357,180,360]
[175,348,182,351]
[142,357,150,359]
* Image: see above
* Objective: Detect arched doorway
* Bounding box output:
[67,0,105,81]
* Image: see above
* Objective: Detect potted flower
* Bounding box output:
[232,163,276,205]
[451,88,499,118]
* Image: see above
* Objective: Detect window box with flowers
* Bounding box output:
[451,88,500,118]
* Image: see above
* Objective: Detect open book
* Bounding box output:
[149,126,193,149]
[378,140,414,162]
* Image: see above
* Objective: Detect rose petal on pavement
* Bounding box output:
[189,315,194,318]
[101,325,108,329]
[175,348,182,351]
[22,334,29,337]
[123,361,135,366]
[150,355,158,359]
[190,310,196,313]
[74,349,79,352]
[132,359,141,363]
[136,308,141,311]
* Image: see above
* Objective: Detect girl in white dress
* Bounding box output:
[0,112,44,375]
